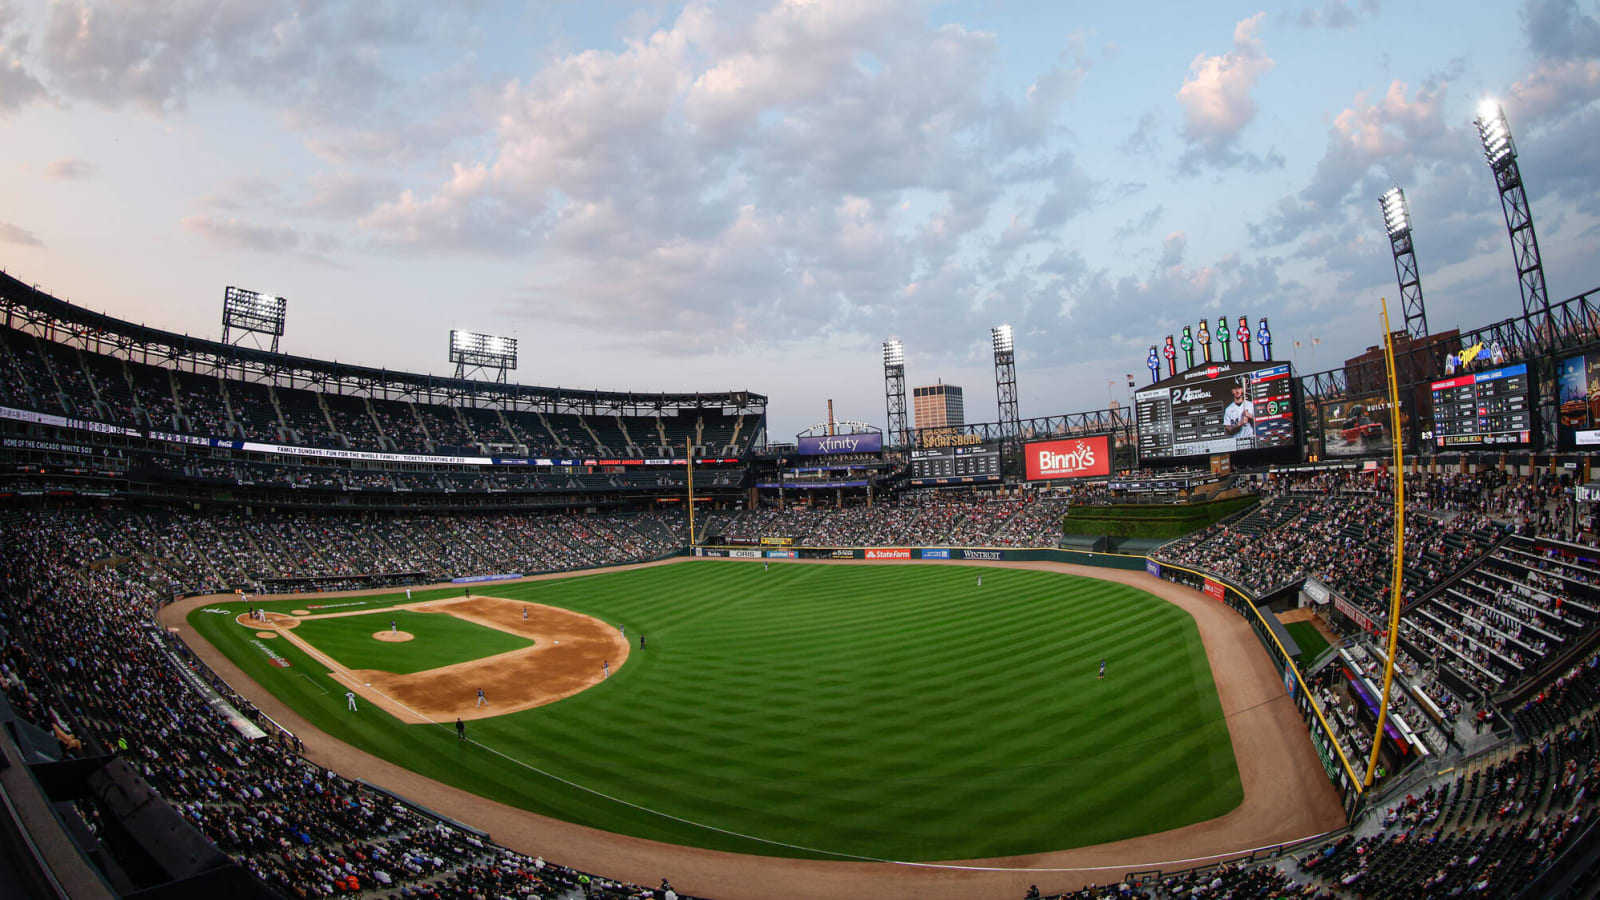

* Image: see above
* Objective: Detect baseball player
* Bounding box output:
[456,718,465,742]
[390,619,397,633]
[1099,658,1106,680]
[603,660,610,679]
[346,691,358,711]
[522,607,529,621]
[476,688,486,708]
[977,575,982,587]
[406,587,412,600]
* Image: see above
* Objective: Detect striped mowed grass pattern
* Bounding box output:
[191,562,1241,860]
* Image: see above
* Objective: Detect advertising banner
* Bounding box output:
[760,537,795,546]
[959,549,1003,561]
[1334,596,1377,634]
[920,548,951,559]
[699,549,727,557]
[1203,578,1227,601]
[797,433,883,455]
[1146,559,1162,578]
[729,549,762,559]
[1024,435,1112,480]
[865,548,912,560]
[452,573,524,584]
[830,549,857,559]
[765,550,798,559]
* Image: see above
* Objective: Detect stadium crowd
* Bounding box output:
[0,513,701,900]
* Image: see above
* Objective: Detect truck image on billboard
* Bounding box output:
[1024,435,1112,480]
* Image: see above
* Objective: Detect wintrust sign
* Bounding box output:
[1024,436,1112,480]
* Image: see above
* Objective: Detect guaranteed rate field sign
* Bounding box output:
[189,563,1241,861]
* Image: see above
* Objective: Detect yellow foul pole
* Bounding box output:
[1366,298,1406,788]
[686,437,696,547]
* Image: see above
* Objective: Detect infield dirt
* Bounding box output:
[171,558,1348,900]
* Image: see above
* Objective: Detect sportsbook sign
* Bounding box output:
[1024,436,1112,481]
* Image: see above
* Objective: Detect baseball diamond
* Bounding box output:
[167,556,1346,898]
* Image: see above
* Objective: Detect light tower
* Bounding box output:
[1475,101,1551,331]
[1379,187,1429,340]
[882,339,908,448]
[992,324,1020,440]
[221,286,287,353]
[448,330,518,383]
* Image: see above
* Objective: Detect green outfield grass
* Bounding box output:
[1285,620,1332,670]
[188,563,1242,861]
[289,609,533,674]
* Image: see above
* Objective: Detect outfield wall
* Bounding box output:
[695,543,1364,820]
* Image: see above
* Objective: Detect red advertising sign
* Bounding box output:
[865,548,912,560]
[1024,436,1112,480]
[1203,578,1227,602]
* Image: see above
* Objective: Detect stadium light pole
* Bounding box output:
[1379,188,1429,341]
[221,287,287,353]
[449,330,518,383]
[883,339,908,448]
[1474,101,1552,337]
[992,325,1020,441]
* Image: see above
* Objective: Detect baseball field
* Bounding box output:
[184,561,1243,862]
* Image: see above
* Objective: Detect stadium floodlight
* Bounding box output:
[991,324,1014,355]
[1379,187,1410,237]
[222,286,288,352]
[1472,100,1552,327]
[883,338,905,367]
[1475,100,1514,168]
[882,338,908,447]
[991,324,1020,441]
[449,329,519,382]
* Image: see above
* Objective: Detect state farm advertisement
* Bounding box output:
[1024,435,1112,480]
[865,548,912,560]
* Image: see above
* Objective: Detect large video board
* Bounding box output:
[1135,360,1296,461]
[909,443,1001,486]
[1319,394,1408,458]
[1429,362,1534,449]
[1556,351,1600,449]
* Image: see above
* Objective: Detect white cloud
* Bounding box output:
[45,156,95,179]
[0,221,43,246]
[0,0,47,114]
[1176,13,1276,170]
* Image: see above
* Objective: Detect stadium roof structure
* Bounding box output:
[0,271,765,416]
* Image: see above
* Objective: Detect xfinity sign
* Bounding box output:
[797,433,883,456]
[1024,435,1112,481]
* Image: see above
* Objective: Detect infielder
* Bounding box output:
[603,660,610,679]
[476,688,487,708]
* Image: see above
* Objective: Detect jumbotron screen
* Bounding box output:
[1430,362,1534,448]
[909,443,1002,486]
[1135,360,1296,461]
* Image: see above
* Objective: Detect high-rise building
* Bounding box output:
[912,382,964,430]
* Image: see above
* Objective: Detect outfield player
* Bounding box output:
[977,575,982,587]
[346,691,357,711]
[1099,658,1106,680]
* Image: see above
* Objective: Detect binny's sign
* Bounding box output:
[1024,435,1112,480]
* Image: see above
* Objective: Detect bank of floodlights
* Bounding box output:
[1473,99,1552,325]
[1379,188,1410,238]
[991,324,1020,441]
[1379,186,1430,341]
[221,286,288,352]
[882,338,908,447]
[449,329,519,382]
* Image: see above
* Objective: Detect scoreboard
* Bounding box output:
[1135,360,1296,461]
[1429,362,1534,448]
[909,443,1001,485]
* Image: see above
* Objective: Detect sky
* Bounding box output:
[2,0,1599,441]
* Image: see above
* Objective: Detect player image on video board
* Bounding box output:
[1135,360,1295,460]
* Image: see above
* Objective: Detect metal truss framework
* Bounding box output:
[909,407,1135,450]
[0,273,766,418]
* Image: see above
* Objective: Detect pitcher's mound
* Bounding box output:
[374,631,415,642]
